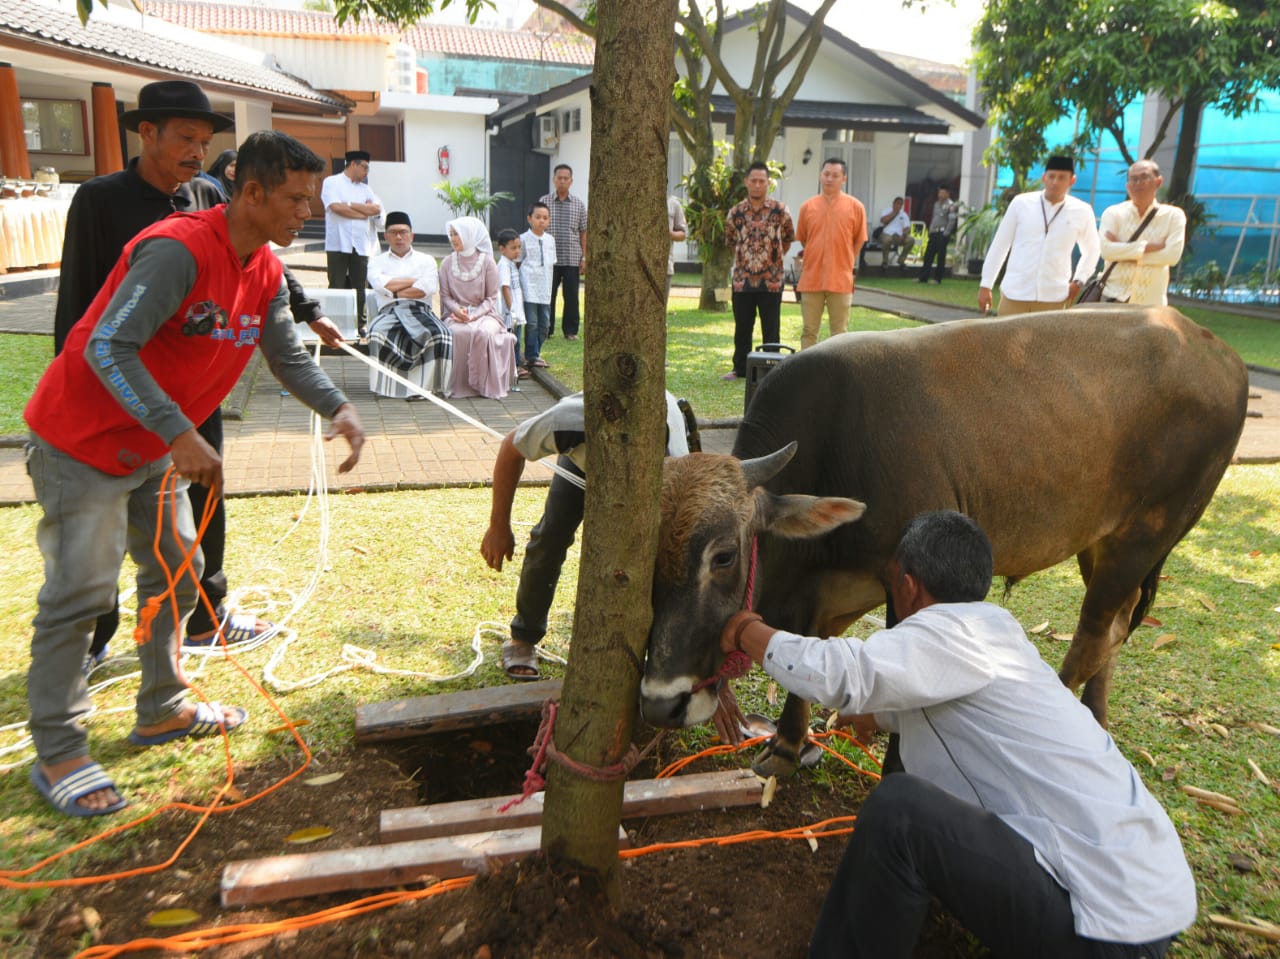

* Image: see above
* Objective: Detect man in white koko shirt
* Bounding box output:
[978,155,1100,315]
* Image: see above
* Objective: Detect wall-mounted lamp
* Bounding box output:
[802,148,813,165]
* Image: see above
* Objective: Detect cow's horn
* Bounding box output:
[740,442,798,490]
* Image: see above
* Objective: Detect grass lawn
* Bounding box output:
[856,274,1280,370]
[0,334,50,436]
[539,298,923,421]
[0,468,1277,957]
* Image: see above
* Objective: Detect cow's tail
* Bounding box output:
[1127,552,1171,638]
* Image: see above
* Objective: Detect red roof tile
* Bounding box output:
[143,0,596,64]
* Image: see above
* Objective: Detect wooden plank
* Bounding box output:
[221,825,628,907]
[380,768,762,843]
[355,679,563,743]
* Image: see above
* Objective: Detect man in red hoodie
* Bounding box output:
[24,131,364,818]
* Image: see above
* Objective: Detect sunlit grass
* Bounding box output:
[0,334,48,436]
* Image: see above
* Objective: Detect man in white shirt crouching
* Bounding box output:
[721,510,1195,958]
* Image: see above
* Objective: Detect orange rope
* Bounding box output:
[1,467,314,890]
[71,877,476,959]
[51,723,883,956]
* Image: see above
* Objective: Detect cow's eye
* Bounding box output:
[711,549,737,570]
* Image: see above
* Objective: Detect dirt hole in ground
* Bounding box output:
[23,721,980,958]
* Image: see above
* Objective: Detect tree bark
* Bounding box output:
[699,243,733,311]
[1167,92,1203,206]
[538,0,678,908]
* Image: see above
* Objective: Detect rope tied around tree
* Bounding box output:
[498,699,663,812]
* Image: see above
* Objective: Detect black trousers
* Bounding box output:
[511,456,585,645]
[918,231,951,282]
[809,774,1175,959]
[87,409,228,656]
[730,289,783,377]
[550,264,581,337]
[326,251,370,330]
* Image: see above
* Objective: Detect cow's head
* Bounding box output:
[640,443,866,730]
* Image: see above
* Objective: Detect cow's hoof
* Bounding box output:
[751,737,823,778]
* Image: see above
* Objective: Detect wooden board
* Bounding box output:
[355,680,562,742]
[221,824,628,907]
[380,769,762,843]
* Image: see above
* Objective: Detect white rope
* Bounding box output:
[5,342,578,766]
[335,339,586,490]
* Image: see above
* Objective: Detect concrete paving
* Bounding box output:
[0,273,1274,505]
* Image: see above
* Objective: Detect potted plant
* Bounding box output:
[954,202,1003,276]
[435,177,515,221]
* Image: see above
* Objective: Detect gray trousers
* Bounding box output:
[26,435,198,764]
[511,456,585,645]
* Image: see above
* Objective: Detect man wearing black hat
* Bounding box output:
[322,150,382,332]
[977,156,1100,315]
[54,80,231,355]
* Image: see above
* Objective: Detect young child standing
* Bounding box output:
[496,229,529,378]
[518,201,556,369]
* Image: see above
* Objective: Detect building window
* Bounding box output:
[562,108,581,134]
[22,98,88,155]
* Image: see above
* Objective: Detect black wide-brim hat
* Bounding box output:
[120,80,234,134]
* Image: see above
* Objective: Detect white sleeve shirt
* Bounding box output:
[879,208,911,237]
[322,172,380,256]
[981,191,1101,302]
[367,248,438,314]
[761,602,1196,945]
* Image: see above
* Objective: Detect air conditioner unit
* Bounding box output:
[532,114,559,152]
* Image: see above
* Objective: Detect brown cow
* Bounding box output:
[641,307,1249,777]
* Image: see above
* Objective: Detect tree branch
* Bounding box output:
[529,0,595,37]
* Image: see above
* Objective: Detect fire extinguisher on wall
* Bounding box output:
[437,145,450,177]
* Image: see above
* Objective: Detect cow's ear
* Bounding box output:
[756,492,866,539]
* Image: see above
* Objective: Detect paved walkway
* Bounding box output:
[0,275,1275,505]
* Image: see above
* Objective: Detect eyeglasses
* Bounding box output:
[386,228,412,237]
[1127,173,1155,183]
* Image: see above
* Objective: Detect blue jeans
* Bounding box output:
[523,302,550,362]
[26,434,199,764]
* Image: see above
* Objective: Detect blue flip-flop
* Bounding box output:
[128,701,249,746]
[30,762,129,818]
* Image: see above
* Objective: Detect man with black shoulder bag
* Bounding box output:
[1082,159,1186,306]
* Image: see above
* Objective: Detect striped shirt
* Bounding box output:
[540,191,587,267]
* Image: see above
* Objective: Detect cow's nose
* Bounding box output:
[639,691,691,729]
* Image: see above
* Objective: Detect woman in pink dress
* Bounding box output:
[438,217,517,399]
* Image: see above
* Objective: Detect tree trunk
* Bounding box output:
[1167,92,1203,205]
[538,0,678,908]
[699,243,733,311]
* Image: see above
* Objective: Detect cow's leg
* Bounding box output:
[1058,545,1151,728]
[752,693,814,778]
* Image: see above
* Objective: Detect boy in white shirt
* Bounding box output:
[496,229,529,379]
[518,201,556,369]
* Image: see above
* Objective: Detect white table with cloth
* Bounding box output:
[0,195,69,272]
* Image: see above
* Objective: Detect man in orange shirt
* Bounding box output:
[795,158,867,350]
